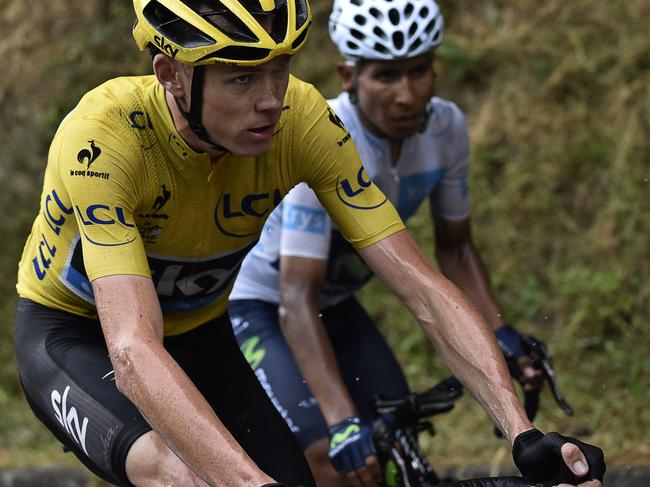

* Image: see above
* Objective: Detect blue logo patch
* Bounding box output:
[282,203,327,235]
[397,169,444,219]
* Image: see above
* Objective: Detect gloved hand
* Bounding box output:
[495,324,544,391]
[327,416,376,473]
[513,429,606,485]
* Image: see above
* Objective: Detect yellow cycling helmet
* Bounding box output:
[133,0,311,66]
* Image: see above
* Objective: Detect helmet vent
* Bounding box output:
[351,0,363,6]
[431,29,442,44]
[373,42,388,55]
[419,6,430,19]
[354,15,367,26]
[425,19,436,35]
[388,8,400,25]
[373,26,387,41]
[291,28,309,49]
[350,28,365,41]
[143,1,216,48]
[294,0,309,29]
[190,0,259,43]
[392,31,404,50]
[200,45,271,61]
[404,3,414,17]
[368,7,382,20]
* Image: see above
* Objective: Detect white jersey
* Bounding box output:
[230,92,471,309]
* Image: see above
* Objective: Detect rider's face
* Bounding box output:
[349,53,436,140]
[200,55,291,156]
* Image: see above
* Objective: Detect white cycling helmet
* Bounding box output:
[329,0,444,61]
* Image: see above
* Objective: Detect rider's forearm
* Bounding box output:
[409,275,532,443]
[112,338,273,485]
[279,299,358,426]
[436,241,504,331]
[360,231,533,443]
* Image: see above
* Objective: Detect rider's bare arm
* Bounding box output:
[433,216,503,330]
[433,216,545,391]
[357,229,532,443]
[93,274,274,486]
[278,255,358,427]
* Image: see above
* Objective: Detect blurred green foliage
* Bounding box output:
[0,0,648,476]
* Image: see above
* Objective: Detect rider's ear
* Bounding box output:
[337,62,354,93]
[153,53,188,99]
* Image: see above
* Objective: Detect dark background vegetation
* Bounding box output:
[1,0,648,481]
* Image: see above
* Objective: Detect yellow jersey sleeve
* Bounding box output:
[54,117,150,281]
[281,79,405,248]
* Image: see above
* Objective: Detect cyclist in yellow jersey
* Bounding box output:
[14,1,604,486]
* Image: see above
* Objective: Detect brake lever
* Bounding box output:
[522,336,574,416]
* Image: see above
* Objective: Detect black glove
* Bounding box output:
[513,429,605,485]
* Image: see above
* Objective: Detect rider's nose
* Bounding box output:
[394,78,416,107]
[256,85,282,112]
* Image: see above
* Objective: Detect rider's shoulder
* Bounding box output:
[424,96,468,137]
[60,76,157,130]
[285,75,324,105]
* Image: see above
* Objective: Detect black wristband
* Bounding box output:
[261,484,285,487]
[513,429,605,485]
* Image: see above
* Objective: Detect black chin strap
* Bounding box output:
[419,99,433,133]
[174,65,228,153]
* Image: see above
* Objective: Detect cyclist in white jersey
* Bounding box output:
[229,1,589,486]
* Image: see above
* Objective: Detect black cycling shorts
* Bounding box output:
[228,296,410,449]
[14,298,315,487]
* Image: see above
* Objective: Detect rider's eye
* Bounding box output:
[376,70,397,82]
[233,74,251,84]
[276,61,289,72]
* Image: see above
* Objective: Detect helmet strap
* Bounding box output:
[419,99,434,133]
[173,65,228,153]
[348,88,358,104]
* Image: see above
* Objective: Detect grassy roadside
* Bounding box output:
[1,0,648,479]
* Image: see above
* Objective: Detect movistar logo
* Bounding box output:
[330,423,361,449]
[240,336,266,370]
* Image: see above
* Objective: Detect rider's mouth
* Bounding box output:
[390,116,419,130]
[246,123,276,141]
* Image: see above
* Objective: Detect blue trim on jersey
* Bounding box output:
[282,203,328,235]
[397,168,444,220]
[61,263,95,304]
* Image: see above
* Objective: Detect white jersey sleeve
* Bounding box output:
[229,183,332,304]
[279,183,332,260]
[429,102,471,221]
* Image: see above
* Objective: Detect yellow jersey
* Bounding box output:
[17,75,404,335]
